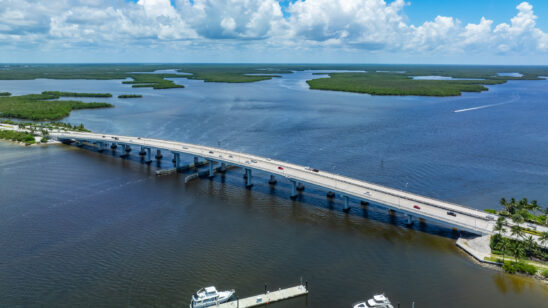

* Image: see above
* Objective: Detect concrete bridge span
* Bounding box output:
[50,131,498,235]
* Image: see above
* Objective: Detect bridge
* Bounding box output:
[47,130,500,236]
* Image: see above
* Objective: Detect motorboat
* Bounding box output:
[353,294,394,308]
[190,286,234,308]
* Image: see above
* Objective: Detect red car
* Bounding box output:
[278,166,284,170]
[413,205,421,210]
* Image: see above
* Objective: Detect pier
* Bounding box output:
[219,285,308,308]
[48,130,505,235]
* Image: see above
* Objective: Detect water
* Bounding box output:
[412,76,484,80]
[1,71,548,307]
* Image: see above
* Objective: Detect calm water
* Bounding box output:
[1,71,547,307]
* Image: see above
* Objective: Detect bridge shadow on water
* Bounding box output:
[73,143,466,241]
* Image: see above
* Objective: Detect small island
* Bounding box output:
[118,94,142,99]
[0,91,113,121]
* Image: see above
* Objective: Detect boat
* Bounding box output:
[353,294,394,308]
[190,286,235,308]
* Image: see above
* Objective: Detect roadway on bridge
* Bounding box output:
[50,130,502,235]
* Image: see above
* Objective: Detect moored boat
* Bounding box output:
[190,286,234,308]
[353,293,394,308]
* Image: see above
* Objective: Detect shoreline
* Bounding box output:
[456,235,548,283]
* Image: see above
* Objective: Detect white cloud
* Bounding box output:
[0,0,547,60]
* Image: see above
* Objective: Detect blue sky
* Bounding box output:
[1,0,547,64]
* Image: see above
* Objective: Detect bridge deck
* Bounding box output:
[49,130,503,235]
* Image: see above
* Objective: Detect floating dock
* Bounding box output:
[217,284,308,308]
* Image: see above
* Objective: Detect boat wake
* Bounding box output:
[453,92,520,113]
[453,102,508,113]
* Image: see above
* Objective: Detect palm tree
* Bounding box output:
[500,238,509,262]
[528,200,540,215]
[510,224,524,240]
[494,216,505,236]
[511,213,525,227]
[524,235,537,258]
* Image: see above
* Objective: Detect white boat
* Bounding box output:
[190,286,235,308]
[353,294,394,308]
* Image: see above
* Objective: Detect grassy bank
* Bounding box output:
[0,92,113,121]
[42,91,112,98]
[0,92,11,96]
[118,94,142,99]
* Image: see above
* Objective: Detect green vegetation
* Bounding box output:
[489,198,548,277]
[502,261,538,275]
[0,92,10,96]
[0,92,113,121]
[542,269,548,278]
[0,129,35,145]
[487,197,547,226]
[0,64,547,95]
[123,74,184,89]
[118,94,142,99]
[306,72,507,96]
[42,91,112,98]
[491,233,547,262]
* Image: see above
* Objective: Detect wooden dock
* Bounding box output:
[217,284,308,308]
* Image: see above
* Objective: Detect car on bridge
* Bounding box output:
[447,211,457,217]
[278,166,284,170]
[413,205,421,210]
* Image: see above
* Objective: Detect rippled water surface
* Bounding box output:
[1,71,548,307]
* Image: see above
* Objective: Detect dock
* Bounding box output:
[217,284,308,308]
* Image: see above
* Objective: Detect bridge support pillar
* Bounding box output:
[173,153,181,169]
[220,162,227,173]
[326,191,335,199]
[110,143,117,150]
[245,168,253,187]
[139,146,146,156]
[145,148,152,164]
[120,145,130,157]
[290,180,297,199]
[194,156,199,165]
[296,182,305,191]
[96,142,104,152]
[405,214,413,225]
[155,149,163,160]
[208,160,215,178]
[343,195,350,212]
[268,174,277,185]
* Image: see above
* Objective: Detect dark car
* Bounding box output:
[447,211,457,217]
[209,151,214,154]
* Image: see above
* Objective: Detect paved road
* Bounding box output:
[49,130,503,235]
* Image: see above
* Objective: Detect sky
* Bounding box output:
[1,0,548,64]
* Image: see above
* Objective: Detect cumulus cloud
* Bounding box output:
[0,0,547,59]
